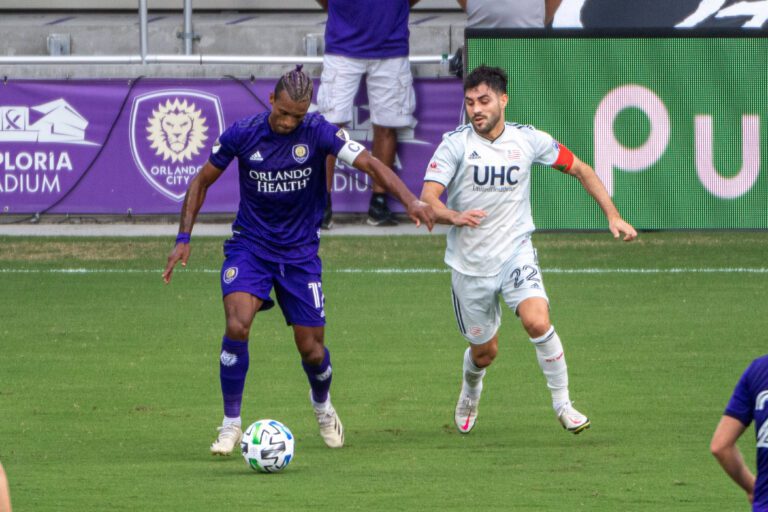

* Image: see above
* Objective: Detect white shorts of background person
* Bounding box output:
[317,54,417,226]
[317,54,416,128]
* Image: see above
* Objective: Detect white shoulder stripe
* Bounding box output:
[505,122,536,131]
[444,124,472,138]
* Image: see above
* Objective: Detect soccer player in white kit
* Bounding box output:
[421,65,637,434]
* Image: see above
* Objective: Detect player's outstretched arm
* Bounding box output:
[711,415,756,504]
[162,162,225,284]
[0,462,11,512]
[420,181,486,227]
[567,156,637,241]
[352,150,436,230]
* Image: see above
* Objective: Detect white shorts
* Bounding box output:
[317,54,416,128]
[450,240,549,345]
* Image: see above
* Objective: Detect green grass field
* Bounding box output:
[1,232,766,511]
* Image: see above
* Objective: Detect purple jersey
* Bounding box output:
[725,354,768,511]
[209,112,346,263]
[324,0,410,59]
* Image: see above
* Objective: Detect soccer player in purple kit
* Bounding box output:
[711,354,768,510]
[163,66,435,454]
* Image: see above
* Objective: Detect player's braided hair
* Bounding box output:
[464,65,507,95]
[275,65,313,102]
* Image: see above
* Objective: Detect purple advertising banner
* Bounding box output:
[0,78,463,215]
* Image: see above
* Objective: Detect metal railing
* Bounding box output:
[0,55,443,65]
[139,0,148,60]
[0,0,444,66]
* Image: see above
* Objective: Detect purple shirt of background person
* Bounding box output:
[323,0,411,59]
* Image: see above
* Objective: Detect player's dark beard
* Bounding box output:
[472,108,501,135]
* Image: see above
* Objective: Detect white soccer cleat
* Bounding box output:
[311,392,344,448]
[210,423,243,455]
[557,402,591,434]
[454,391,480,434]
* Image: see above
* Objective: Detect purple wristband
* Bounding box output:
[175,232,191,244]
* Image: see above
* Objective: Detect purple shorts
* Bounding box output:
[221,237,326,327]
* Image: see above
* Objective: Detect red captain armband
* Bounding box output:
[551,142,575,173]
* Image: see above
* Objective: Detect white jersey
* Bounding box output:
[424,122,562,277]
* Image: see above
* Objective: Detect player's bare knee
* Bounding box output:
[518,302,552,338]
[473,350,496,368]
[471,339,498,368]
[521,316,551,339]
[294,330,325,364]
[298,341,325,365]
[225,319,250,340]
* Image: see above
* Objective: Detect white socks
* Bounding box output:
[462,347,486,399]
[530,326,570,411]
[222,416,242,428]
[459,327,571,411]
[311,393,332,412]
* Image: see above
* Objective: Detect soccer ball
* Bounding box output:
[240,419,295,473]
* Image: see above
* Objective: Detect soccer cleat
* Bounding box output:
[454,391,480,434]
[557,402,591,434]
[311,392,344,448]
[366,196,398,227]
[210,423,243,455]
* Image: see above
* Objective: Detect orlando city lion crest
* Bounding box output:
[292,144,309,164]
[129,90,224,202]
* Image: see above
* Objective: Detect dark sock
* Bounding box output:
[302,347,332,404]
[219,336,249,418]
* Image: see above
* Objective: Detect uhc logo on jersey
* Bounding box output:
[472,165,520,186]
[292,144,309,164]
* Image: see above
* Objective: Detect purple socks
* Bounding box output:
[219,336,250,418]
[302,347,333,404]
[219,338,331,413]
